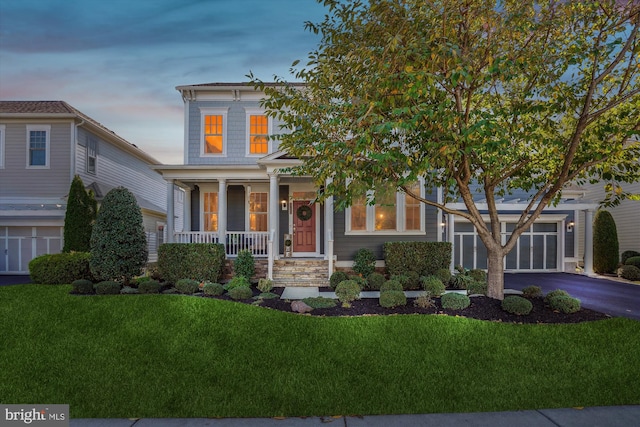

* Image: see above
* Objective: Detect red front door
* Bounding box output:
[293,200,316,253]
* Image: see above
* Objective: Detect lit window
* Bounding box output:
[249,192,268,231]
[350,196,367,231]
[86,137,97,174]
[249,115,269,154]
[374,190,397,230]
[26,125,50,168]
[405,182,421,231]
[204,193,218,231]
[204,115,224,154]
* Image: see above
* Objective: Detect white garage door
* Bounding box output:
[0,226,63,274]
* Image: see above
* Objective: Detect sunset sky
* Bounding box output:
[0,0,326,163]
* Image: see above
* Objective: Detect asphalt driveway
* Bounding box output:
[0,275,31,285]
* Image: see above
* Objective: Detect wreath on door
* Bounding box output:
[296,205,313,221]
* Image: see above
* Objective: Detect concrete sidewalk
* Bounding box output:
[71,405,640,426]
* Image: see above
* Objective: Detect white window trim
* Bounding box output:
[86,137,97,175]
[200,189,219,232]
[245,108,272,157]
[200,107,228,157]
[246,188,269,232]
[0,124,5,169]
[345,179,426,235]
[26,125,51,169]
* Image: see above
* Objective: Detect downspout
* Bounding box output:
[72,119,85,180]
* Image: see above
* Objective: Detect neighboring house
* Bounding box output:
[153,83,599,285]
[0,101,180,274]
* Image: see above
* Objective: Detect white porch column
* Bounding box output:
[218,179,227,243]
[448,213,456,272]
[584,209,594,276]
[183,187,192,232]
[166,180,175,243]
[269,173,279,258]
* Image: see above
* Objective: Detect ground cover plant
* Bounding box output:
[1,284,639,419]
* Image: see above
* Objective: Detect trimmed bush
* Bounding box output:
[302,296,337,309]
[380,279,403,292]
[63,175,97,253]
[366,272,386,291]
[225,276,250,291]
[379,290,407,308]
[329,271,349,289]
[621,250,640,265]
[466,281,488,296]
[228,285,254,300]
[234,250,255,280]
[71,279,94,294]
[335,280,361,307]
[29,252,93,285]
[158,243,225,285]
[421,275,445,297]
[441,293,471,310]
[203,282,224,296]
[522,285,543,299]
[257,278,273,293]
[175,279,199,295]
[450,274,474,290]
[390,274,410,290]
[94,281,121,295]
[348,275,367,290]
[138,280,162,294]
[468,269,487,283]
[353,248,376,277]
[501,295,533,315]
[619,265,640,281]
[90,187,147,283]
[592,210,619,274]
[544,289,570,305]
[625,256,640,269]
[383,241,451,277]
[413,294,434,308]
[549,295,581,314]
[435,268,452,286]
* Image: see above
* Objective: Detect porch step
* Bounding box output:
[272,259,330,288]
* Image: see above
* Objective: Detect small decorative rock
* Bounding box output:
[291,300,314,313]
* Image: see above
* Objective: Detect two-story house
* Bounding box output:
[154,83,599,285]
[0,101,180,274]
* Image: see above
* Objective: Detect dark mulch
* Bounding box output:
[206,287,612,324]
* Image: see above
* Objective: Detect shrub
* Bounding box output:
[625,256,640,269]
[175,279,200,295]
[94,281,121,295]
[63,175,97,253]
[257,278,273,293]
[592,210,619,274]
[335,280,361,307]
[621,250,640,265]
[522,285,543,299]
[157,243,225,285]
[618,265,640,281]
[121,286,139,294]
[234,250,255,280]
[441,293,471,310]
[421,275,445,297]
[228,285,254,300]
[544,289,570,305]
[379,290,407,308]
[203,282,224,296]
[405,271,421,290]
[501,295,533,315]
[132,276,153,288]
[353,248,376,277]
[414,294,434,308]
[468,269,487,283]
[450,274,474,290]
[225,276,251,291]
[366,272,386,291]
[302,296,337,309]
[329,271,349,289]
[138,280,162,294]
[435,268,452,286]
[71,279,94,294]
[466,281,488,296]
[380,279,403,292]
[383,241,452,277]
[29,252,93,285]
[549,295,581,314]
[348,275,367,290]
[390,274,410,290]
[256,292,278,300]
[90,187,147,283]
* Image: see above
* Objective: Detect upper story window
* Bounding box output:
[86,137,97,175]
[0,125,5,169]
[346,180,425,235]
[200,108,228,156]
[26,125,50,168]
[246,109,270,156]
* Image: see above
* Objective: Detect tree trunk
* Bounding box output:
[486,249,505,300]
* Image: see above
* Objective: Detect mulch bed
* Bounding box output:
[205,287,612,324]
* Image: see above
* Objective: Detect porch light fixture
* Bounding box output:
[567,221,575,232]
[281,199,287,211]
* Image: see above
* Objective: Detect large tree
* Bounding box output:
[252,0,640,299]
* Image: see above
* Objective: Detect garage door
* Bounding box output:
[0,226,63,274]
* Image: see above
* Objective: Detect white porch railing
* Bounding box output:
[173,231,270,257]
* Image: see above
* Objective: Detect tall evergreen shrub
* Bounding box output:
[63,175,97,252]
[592,210,619,274]
[90,187,148,283]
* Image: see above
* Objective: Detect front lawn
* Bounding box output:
[1,284,639,418]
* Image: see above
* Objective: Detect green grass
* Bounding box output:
[1,285,639,418]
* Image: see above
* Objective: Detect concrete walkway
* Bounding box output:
[70,405,640,426]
